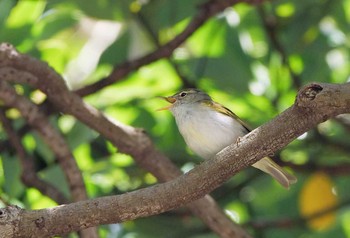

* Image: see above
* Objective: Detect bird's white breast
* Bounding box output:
[171,104,247,159]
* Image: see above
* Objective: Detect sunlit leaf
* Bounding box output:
[2,154,24,198]
[26,188,57,209]
[6,0,45,27]
[0,0,15,29]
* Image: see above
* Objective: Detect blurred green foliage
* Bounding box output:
[0,0,350,237]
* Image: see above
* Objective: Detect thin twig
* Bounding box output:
[247,197,350,229]
[75,0,264,96]
[257,5,302,89]
[134,12,196,88]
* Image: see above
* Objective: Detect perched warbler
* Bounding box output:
[159,88,297,188]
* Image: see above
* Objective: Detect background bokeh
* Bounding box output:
[1,0,350,237]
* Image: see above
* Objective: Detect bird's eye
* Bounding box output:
[180,92,187,97]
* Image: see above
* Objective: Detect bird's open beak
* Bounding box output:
[157,96,176,111]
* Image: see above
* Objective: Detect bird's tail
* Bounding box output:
[252,157,297,189]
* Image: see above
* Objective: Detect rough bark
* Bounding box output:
[0,81,349,237]
[0,43,252,237]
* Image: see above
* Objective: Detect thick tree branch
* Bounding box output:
[0,80,87,202]
[0,82,349,237]
[0,81,99,238]
[0,109,69,205]
[0,44,250,237]
[75,0,264,96]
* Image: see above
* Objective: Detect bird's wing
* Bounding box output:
[202,100,252,132]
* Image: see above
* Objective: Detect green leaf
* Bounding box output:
[39,164,70,198]
[2,154,24,198]
[0,0,15,29]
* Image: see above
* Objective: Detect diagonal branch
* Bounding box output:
[257,5,302,89]
[0,43,251,237]
[1,82,349,237]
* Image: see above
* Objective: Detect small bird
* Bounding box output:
[159,88,297,188]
